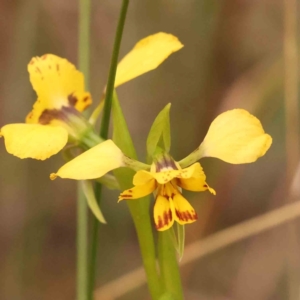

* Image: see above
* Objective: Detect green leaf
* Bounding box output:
[112,90,137,159]
[159,292,176,300]
[146,103,171,159]
[81,180,106,224]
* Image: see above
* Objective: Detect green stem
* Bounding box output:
[112,92,162,299]
[88,1,129,299]
[100,0,129,139]
[77,0,91,299]
[158,231,184,300]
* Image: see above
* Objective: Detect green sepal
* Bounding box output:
[81,180,106,224]
[169,224,185,261]
[176,223,185,261]
[147,103,171,161]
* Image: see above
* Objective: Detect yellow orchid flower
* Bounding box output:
[50,109,272,231]
[119,158,216,231]
[0,54,95,160]
[0,33,183,160]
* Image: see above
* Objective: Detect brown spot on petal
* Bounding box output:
[128,190,133,193]
[68,94,78,107]
[35,67,42,74]
[83,96,90,102]
[42,54,48,60]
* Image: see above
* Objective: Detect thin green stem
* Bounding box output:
[78,0,90,85]
[100,0,129,139]
[77,0,91,299]
[88,1,129,299]
[158,231,184,300]
[77,187,89,300]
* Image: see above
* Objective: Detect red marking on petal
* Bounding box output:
[120,194,133,198]
[156,209,173,230]
[128,190,133,193]
[156,216,163,230]
[83,96,90,102]
[176,210,197,222]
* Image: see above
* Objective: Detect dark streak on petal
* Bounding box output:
[120,194,133,198]
[38,106,77,125]
[176,209,197,222]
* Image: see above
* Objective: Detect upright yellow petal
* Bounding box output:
[27,54,91,123]
[115,32,183,87]
[0,123,68,160]
[50,140,124,180]
[199,109,272,164]
[154,195,175,231]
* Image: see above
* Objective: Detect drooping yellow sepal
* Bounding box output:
[199,109,272,164]
[0,123,68,160]
[115,32,183,87]
[50,140,125,180]
[27,54,92,124]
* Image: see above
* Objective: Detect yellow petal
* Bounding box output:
[133,170,155,186]
[27,54,91,123]
[172,193,197,225]
[50,140,124,180]
[115,32,183,87]
[199,109,272,164]
[178,177,216,195]
[144,163,202,185]
[154,195,175,231]
[118,179,156,202]
[0,123,68,160]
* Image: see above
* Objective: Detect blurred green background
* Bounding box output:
[0,0,299,299]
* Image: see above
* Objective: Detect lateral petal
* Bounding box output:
[115,32,183,87]
[118,179,156,201]
[178,177,216,195]
[50,140,124,180]
[0,123,68,160]
[199,109,272,164]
